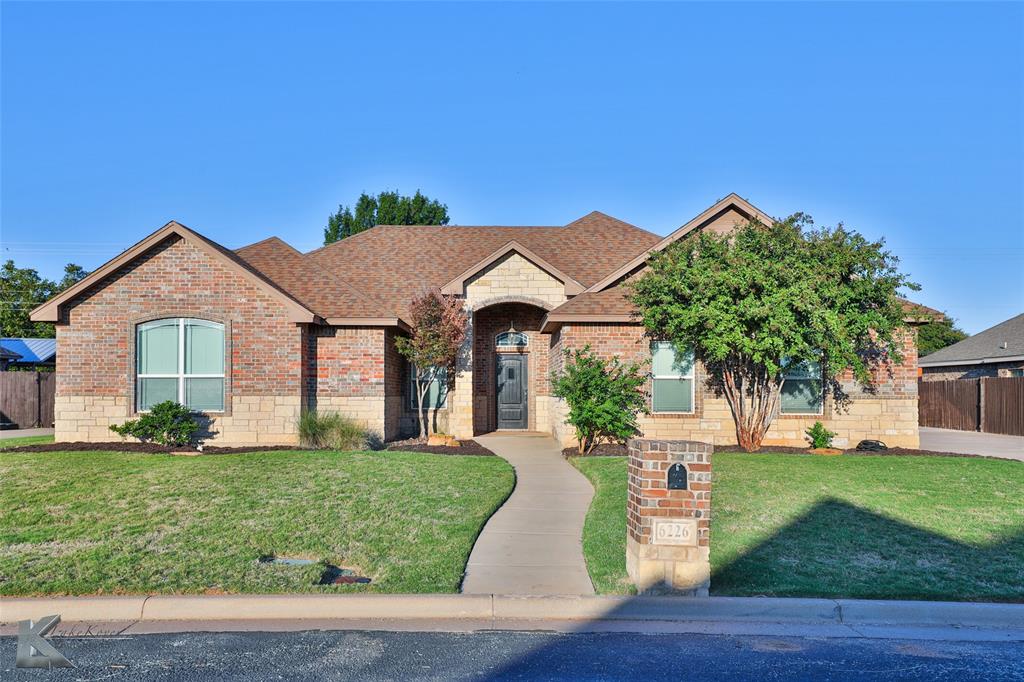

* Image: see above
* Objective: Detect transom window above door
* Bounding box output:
[495,331,528,349]
[136,318,225,412]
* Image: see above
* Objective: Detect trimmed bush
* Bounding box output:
[551,345,648,455]
[109,401,199,447]
[297,410,372,450]
[806,421,837,449]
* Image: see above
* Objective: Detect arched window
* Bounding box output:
[137,318,225,411]
[495,331,529,349]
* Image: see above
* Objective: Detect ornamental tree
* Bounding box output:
[631,214,917,452]
[551,345,649,455]
[394,288,469,439]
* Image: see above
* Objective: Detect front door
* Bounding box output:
[496,354,528,429]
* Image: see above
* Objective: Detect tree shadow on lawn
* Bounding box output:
[481,500,1023,680]
[711,497,1024,602]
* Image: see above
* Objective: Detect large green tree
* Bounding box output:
[917,317,968,357]
[631,215,917,451]
[323,190,449,244]
[1,261,88,337]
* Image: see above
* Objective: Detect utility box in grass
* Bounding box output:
[626,438,712,595]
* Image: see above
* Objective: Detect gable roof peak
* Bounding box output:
[585,192,776,292]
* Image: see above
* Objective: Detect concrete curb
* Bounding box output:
[3,594,1022,632]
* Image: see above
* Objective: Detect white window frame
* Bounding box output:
[495,331,529,349]
[780,358,824,416]
[408,364,448,410]
[651,341,696,414]
[136,318,225,413]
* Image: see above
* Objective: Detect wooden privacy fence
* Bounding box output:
[0,372,56,429]
[918,377,1024,437]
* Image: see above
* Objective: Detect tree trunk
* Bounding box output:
[416,367,435,440]
[720,359,782,452]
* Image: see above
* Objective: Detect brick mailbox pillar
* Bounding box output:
[626,438,712,596]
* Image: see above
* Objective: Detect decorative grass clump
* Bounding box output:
[297,410,376,450]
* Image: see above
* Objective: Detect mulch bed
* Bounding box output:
[561,442,1009,460]
[2,439,498,457]
[562,443,629,458]
[0,441,302,454]
[386,438,496,457]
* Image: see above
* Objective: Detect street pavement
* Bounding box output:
[3,629,1023,681]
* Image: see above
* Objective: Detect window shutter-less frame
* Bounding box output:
[136,318,225,412]
[651,341,695,413]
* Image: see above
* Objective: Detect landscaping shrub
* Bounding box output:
[109,401,199,446]
[297,410,372,450]
[551,345,648,455]
[806,421,837,449]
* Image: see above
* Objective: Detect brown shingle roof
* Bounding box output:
[235,237,395,321]
[303,211,660,319]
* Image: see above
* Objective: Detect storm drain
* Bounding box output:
[257,555,371,585]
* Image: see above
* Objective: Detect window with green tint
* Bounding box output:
[137,319,179,374]
[409,365,448,409]
[651,341,694,413]
[136,318,225,411]
[781,359,823,414]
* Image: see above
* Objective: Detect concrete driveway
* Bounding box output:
[920,427,1024,461]
[0,427,53,440]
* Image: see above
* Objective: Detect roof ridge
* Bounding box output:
[236,235,302,257]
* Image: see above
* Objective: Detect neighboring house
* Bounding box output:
[0,345,22,371]
[31,193,930,448]
[0,338,57,370]
[919,314,1024,381]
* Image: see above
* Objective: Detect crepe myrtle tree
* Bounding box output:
[631,214,917,452]
[394,288,469,439]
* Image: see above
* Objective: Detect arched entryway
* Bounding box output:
[471,301,551,435]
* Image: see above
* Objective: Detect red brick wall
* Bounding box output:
[58,235,302,401]
[305,326,386,398]
[384,328,405,438]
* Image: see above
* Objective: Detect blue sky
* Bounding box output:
[2,1,1021,334]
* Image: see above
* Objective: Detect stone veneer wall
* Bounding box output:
[449,252,569,440]
[551,323,921,449]
[54,235,305,445]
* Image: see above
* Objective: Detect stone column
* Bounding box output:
[626,438,712,596]
[449,310,475,440]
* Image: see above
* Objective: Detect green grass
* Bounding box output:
[0,435,55,449]
[0,450,514,596]
[572,453,1024,601]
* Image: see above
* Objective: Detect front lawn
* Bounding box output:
[572,453,1024,601]
[0,450,514,595]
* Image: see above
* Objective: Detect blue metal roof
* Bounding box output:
[0,338,57,363]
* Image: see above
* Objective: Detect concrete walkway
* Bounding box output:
[920,427,1024,461]
[462,433,595,596]
[0,427,53,440]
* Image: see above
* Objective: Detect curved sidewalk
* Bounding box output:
[461,433,595,595]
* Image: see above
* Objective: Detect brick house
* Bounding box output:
[919,313,1024,381]
[32,193,929,448]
